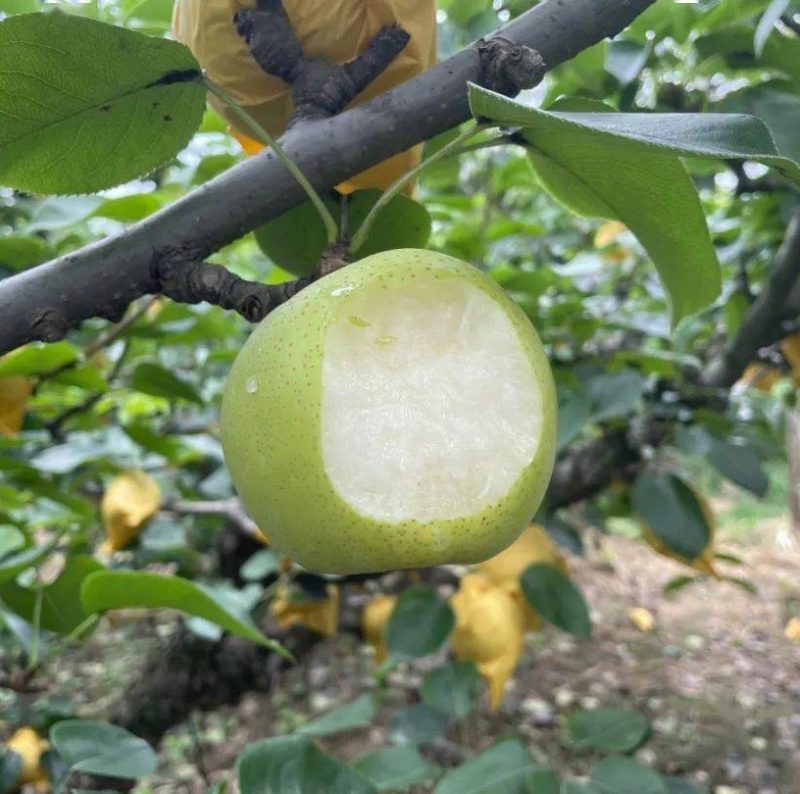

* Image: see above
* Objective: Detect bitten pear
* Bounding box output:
[221,249,557,575]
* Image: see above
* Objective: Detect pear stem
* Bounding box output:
[204,78,340,245]
[348,122,487,256]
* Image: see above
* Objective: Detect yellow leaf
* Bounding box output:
[477,523,568,631]
[739,362,781,393]
[173,0,436,192]
[361,593,397,663]
[594,220,628,248]
[627,606,655,632]
[637,485,721,579]
[6,726,48,784]
[270,583,339,636]
[99,470,160,553]
[785,617,800,642]
[449,573,525,709]
[779,333,800,386]
[0,375,32,437]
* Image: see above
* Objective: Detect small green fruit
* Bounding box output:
[221,249,557,575]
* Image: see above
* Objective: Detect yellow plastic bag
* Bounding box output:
[172,0,436,191]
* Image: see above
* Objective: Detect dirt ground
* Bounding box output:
[134,517,799,793]
[51,515,800,793]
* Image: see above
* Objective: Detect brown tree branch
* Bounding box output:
[0,0,657,355]
[164,498,262,540]
[702,209,800,387]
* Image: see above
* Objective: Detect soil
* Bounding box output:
[51,518,800,793]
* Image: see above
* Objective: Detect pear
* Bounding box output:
[221,249,557,575]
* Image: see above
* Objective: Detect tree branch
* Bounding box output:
[164,498,262,540]
[0,0,656,355]
[702,209,800,387]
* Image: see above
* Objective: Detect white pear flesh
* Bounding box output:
[221,249,557,575]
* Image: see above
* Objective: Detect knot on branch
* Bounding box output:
[477,36,546,97]
[234,0,411,125]
[152,248,312,324]
[32,308,69,343]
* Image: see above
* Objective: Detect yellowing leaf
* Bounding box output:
[627,606,655,632]
[270,584,339,636]
[639,489,721,579]
[594,219,628,248]
[100,470,160,554]
[0,375,32,436]
[173,0,437,192]
[779,333,800,386]
[6,726,48,784]
[785,617,800,642]
[739,362,781,393]
[361,593,397,663]
[449,573,525,709]
[477,523,568,631]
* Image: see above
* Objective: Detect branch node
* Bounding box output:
[152,247,312,324]
[477,36,546,97]
[316,240,353,278]
[234,0,411,125]
[32,308,69,342]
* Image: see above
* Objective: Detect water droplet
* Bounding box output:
[245,376,258,394]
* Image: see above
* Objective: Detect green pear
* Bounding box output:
[221,249,557,575]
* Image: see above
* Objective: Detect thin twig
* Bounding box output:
[164,498,261,539]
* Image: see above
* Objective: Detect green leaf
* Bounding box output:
[433,739,537,794]
[0,527,24,561]
[387,704,451,746]
[0,13,206,193]
[240,549,281,582]
[631,471,710,561]
[254,189,431,277]
[469,86,800,321]
[0,234,47,271]
[584,369,645,422]
[0,341,79,376]
[353,747,438,791]
[297,694,376,736]
[81,570,287,655]
[0,539,58,584]
[0,555,103,635]
[723,575,759,595]
[237,735,376,794]
[129,363,202,403]
[0,748,23,793]
[705,438,769,497]
[49,719,156,779]
[605,40,650,85]
[385,585,454,658]
[525,767,560,793]
[566,708,650,753]
[420,660,480,719]
[663,575,698,595]
[718,83,800,164]
[590,757,667,794]
[519,563,591,638]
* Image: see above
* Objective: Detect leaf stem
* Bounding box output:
[349,122,487,255]
[204,78,339,245]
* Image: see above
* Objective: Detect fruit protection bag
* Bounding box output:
[171,0,436,191]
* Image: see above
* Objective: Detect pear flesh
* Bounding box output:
[221,249,557,575]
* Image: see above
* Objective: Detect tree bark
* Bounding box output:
[787,405,800,538]
[0,0,656,355]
